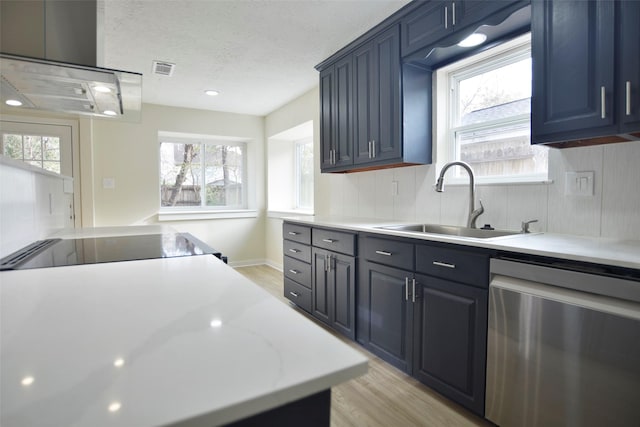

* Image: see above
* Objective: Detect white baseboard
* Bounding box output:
[264,260,283,272]
[228,258,266,268]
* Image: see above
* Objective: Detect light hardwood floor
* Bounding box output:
[234,265,491,427]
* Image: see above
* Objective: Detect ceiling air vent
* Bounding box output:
[152,60,175,76]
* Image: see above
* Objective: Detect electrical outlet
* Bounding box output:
[392,181,399,196]
[565,171,594,196]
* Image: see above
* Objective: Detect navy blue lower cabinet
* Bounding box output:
[312,248,356,340]
[357,260,414,373]
[412,273,488,416]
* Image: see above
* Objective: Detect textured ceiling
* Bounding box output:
[102,0,411,116]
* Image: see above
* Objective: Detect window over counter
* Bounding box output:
[294,137,314,211]
[159,132,252,219]
[436,33,549,184]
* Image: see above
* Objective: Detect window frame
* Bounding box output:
[158,134,249,214]
[293,137,314,212]
[436,33,550,185]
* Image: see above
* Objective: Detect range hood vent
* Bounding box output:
[0,53,142,121]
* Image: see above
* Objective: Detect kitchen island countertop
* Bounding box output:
[0,255,367,426]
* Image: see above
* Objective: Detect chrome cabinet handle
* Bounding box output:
[322,239,335,243]
[368,141,372,159]
[626,81,632,116]
[405,277,409,301]
[412,278,416,303]
[601,86,606,119]
[452,2,456,26]
[288,231,299,235]
[372,140,376,158]
[375,250,392,256]
[288,269,299,274]
[288,248,300,253]
[433,261,456,269]
[289,291,299,298]
[444,6,448,29]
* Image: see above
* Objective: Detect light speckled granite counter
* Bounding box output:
[0,255,367,426]
[283,216,640,271]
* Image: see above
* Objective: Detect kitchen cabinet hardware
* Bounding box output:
[375,250,392,256]
[412,278,417,303]
[405,277,410,301]
[288,232,299,236]
[433,261,456,269]
[322,239,335,243]
[289,291,299,298]
[289,269,299,275]
[601,86,607,119]
[452,2,456,25]
[627,81,632,115]
[289,248,300,253]
[444,5,448,29]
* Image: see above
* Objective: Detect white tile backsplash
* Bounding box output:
[323,141,640,240]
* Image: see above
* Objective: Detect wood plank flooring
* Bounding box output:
[234,265,491,427]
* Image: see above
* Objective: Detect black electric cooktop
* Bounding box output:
[0,233,221,271]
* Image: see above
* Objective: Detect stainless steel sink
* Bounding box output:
[377,224,522,239]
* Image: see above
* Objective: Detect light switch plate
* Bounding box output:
[565,171,594,196]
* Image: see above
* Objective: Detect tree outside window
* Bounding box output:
[2,133,61,174]
[160,140,245,209]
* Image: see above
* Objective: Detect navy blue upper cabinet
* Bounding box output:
[401,0,530,59]
[354,26,402,166]
[619,0,640,135]
[318,24,431,173]
[532,0,640,146]
[319,56,354,171]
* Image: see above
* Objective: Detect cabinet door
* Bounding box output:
[319,68,334,170]
[331,253,356,340]
[401,1,450,57]
[531,0,616,144]
[312,248,331,324]
[372,25,401,163]
[333,56,354,168]
[412,274,488,416]
[353,41,375,165]
[358,260,413,372]
[619,0,640,134]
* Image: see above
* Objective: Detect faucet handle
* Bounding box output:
[469,199,484,228]
[521,219,538,234]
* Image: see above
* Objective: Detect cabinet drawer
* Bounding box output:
[283,240,311,263]
[284,278,312,312]
[312,228,356,256]
[283,223,311,245]
[416,245,489,288]
[361,236,414,270]
[284,256,311,288]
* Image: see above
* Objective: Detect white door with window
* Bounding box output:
[0,118,79,226]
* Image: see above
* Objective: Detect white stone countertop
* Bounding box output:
[0,255,368,427]
[282,216,640,271]
[49,225,178,239]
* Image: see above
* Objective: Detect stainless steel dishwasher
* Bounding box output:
[486,257,640,427]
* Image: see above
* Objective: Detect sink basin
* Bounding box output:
[377,224,522,239]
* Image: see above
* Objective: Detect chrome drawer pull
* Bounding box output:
[601,86,606,119]
[433,261,456,269]
[288,231,299,235]
[322,239,335,243]
[288,269,299,275]
[289,248,300,253]
[289,291,299,298]
[375,250,392,256]
[626,81,632,116]
[405,277,409,301]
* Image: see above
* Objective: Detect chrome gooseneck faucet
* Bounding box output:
[435,161,484,229]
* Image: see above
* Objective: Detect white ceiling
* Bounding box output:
[101,0,412,117]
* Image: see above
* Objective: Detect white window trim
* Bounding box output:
[435,33,550,186]
[293,137,313,212]
[158,131,251,217]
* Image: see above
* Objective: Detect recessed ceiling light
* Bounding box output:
[6,99,22,106]
[94,86,112,93]
[458,33,487,48]
[205,90,219,96]
[103,110,117,116]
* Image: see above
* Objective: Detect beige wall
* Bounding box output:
[264,87,321,269]
[90,103,266,264]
